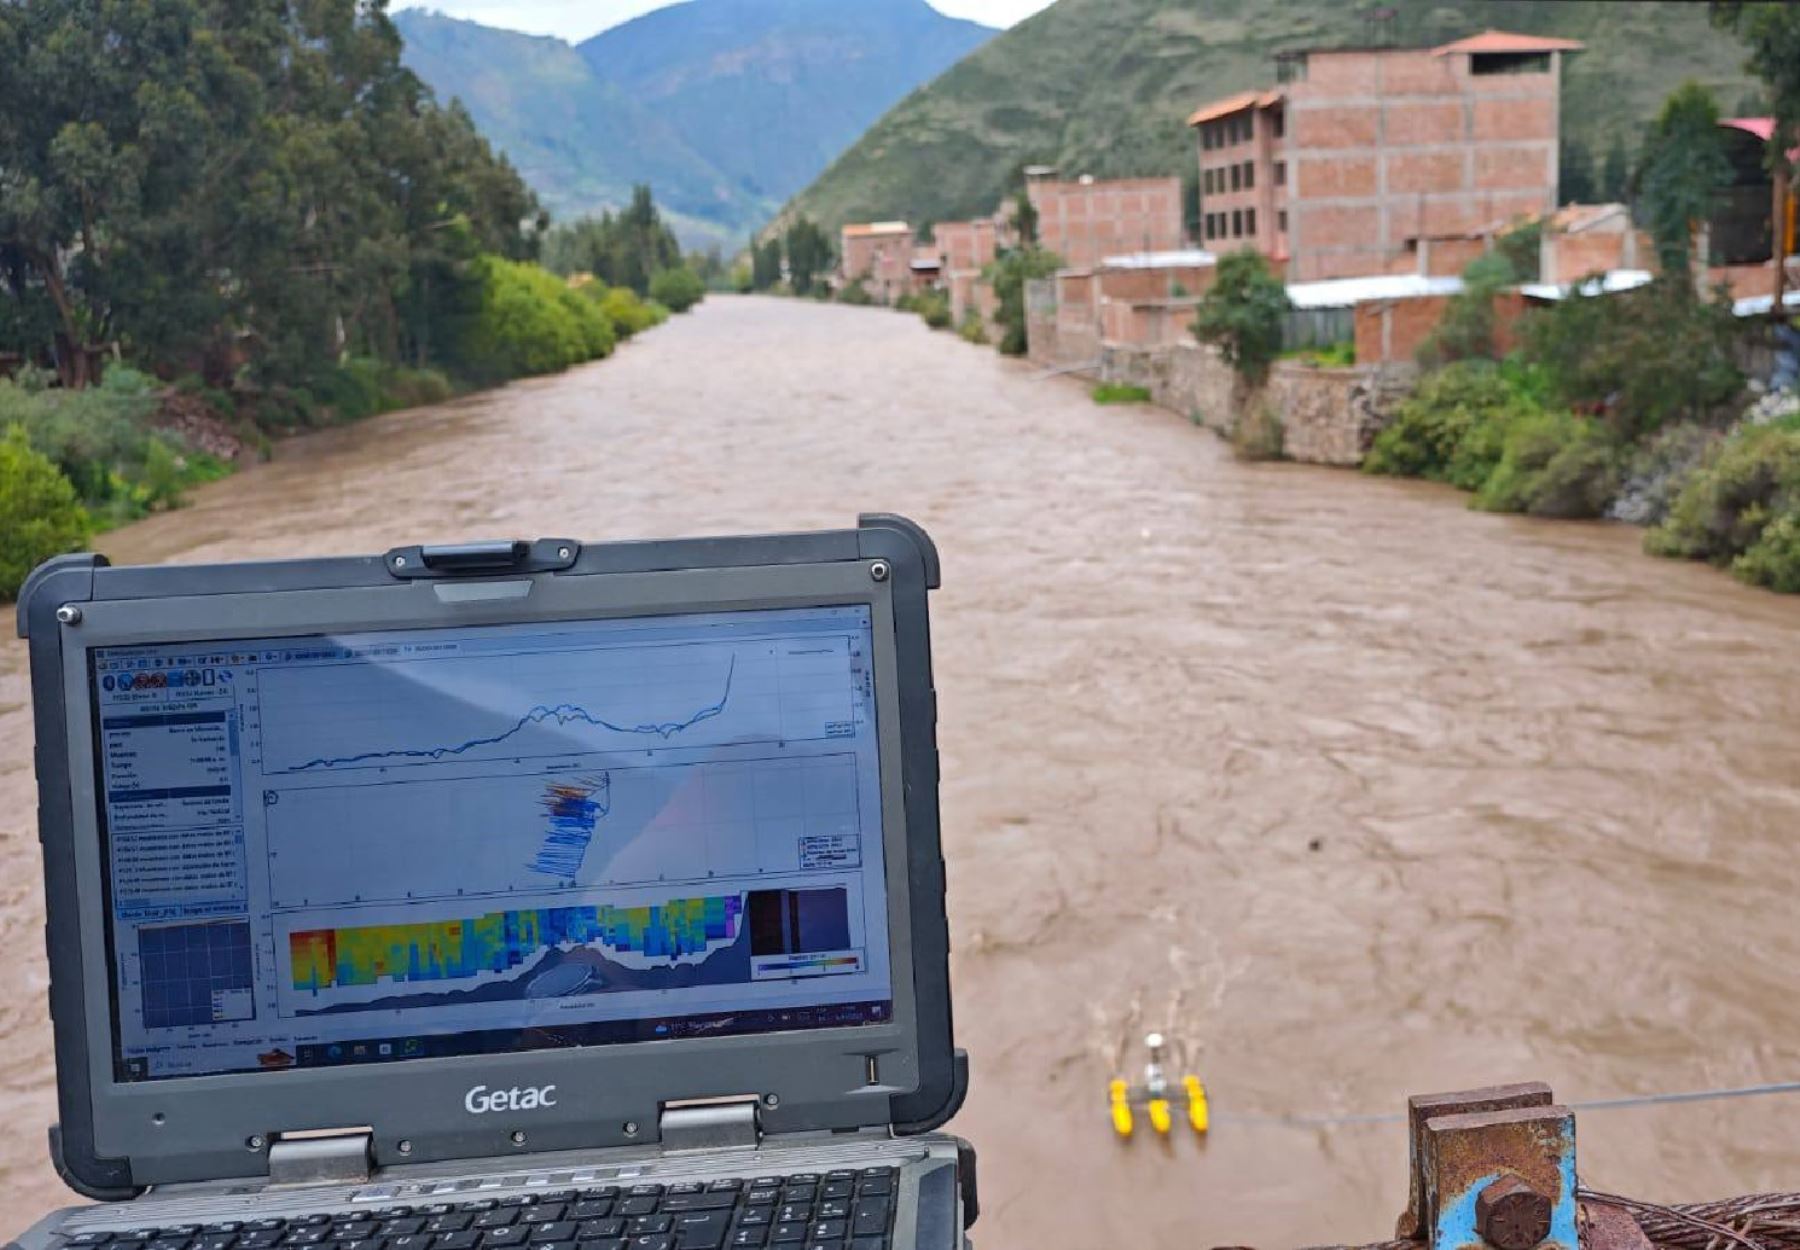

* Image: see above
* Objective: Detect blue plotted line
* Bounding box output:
[283,656,737,772]
[530,772,612,879]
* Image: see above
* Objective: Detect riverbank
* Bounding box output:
[6,297,1800,1249]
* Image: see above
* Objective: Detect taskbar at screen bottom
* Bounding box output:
[115,999,894,1082]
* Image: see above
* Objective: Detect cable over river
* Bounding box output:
[4,296,1800,1248]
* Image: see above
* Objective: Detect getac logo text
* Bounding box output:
[464,1084,558,1114]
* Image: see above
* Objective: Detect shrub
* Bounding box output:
[1418,252,1514,368]
[1231,402,1285,462]
[1519,279,1743,440]
[558,288,618,360]
[1474,411,1622,518]
[958,311,989,345]
[453,256,591,383]
[1285,340,1355,367]
[1648,425,1800,584]
[380,366,456,410]
[311,358,387,423]
[836,281,875,306]
[586,283,666,339]
[0,367,223,524]
[0,427,91,599]
[1191,248,1289,383]
[1091,383,1152,405]
[913,291,952,330]
[1363,361,1544,489]
[648,266,706,314]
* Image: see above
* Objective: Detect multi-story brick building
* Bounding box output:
[1190,30,1582,281]
[1024,169,1187,271]
[840,221,915,303]
[933,217,1005,325]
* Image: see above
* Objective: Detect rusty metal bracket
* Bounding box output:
[1420,1102,1577,1250]
[1398,1083,1554,1240]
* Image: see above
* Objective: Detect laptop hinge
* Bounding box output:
[659,1096,761,1153]
[267,1127,375,1187]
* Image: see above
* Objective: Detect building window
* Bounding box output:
[1232,209,1243,237]
[1274,160,1286,187]
[1230,164,1241,191]
[1470,50,1552,75]
[1275,52,1308,84]
[1243,161,1255,190]
[1245,208,1257,237]
[1278,210,1287,233]
[1204,214,1216,240]
[1272,109,1285,139]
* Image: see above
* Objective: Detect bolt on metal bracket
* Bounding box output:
[1420,1100,1577,1250]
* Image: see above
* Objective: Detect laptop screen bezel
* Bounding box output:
[48,552,936,1187]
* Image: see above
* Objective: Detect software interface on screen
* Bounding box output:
[89,605,895,1081]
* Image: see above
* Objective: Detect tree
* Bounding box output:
[1014,189,1039,247]
[750,236,784,290]
[985,246,1060,356]
[1601,137,1633,202]
[0,0,543,388]
[1191,249,1290,383]
[783,217,833,296]
[1559,138,1598,204]
[1419,252,1516,366]
[540,187,681,296]
[1638,81,1732,282]
[648,266,705,313]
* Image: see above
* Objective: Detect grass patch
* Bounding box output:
[1092,383,1153,405]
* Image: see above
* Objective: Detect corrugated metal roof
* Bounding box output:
[1100,250,1217,270]
[1432,29,1584,56]
[1733,288,1800,318]
[1517,270,1653,301]
[1285,274,1464,309]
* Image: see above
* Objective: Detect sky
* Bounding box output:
[387,0,1058,44]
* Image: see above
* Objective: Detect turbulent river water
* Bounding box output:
[5,296,1800,1248]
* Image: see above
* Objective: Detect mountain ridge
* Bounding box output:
[393,0,994,249]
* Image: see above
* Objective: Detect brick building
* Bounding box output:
[840,221,915,303]
[1191,30,1581,281]
[934,217,1009,325]
[1024,169,1187,270]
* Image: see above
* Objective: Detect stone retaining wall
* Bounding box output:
[1091,340,1412,466]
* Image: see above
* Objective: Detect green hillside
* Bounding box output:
[779,0,1762,236]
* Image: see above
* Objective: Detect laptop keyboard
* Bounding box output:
[58,1168,900,1250]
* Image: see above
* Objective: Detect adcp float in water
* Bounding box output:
[1110,1032,1208,1138]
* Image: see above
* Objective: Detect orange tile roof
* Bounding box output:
[842,221,911,238]
[1187,89,1281,128]
[1432,29,1584,56]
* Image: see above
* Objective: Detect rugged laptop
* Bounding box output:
[10,516,972,1250]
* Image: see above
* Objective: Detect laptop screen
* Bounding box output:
[88,605,895,1082]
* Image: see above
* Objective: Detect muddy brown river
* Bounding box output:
[5,295,1800,1248]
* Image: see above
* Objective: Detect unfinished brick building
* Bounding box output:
[1024,168,1187,271]
[840,221,915,303]
[1190,30,1581,281]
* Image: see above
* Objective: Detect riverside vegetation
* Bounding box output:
[0,0,709,599]
[1357,59,1800,593]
